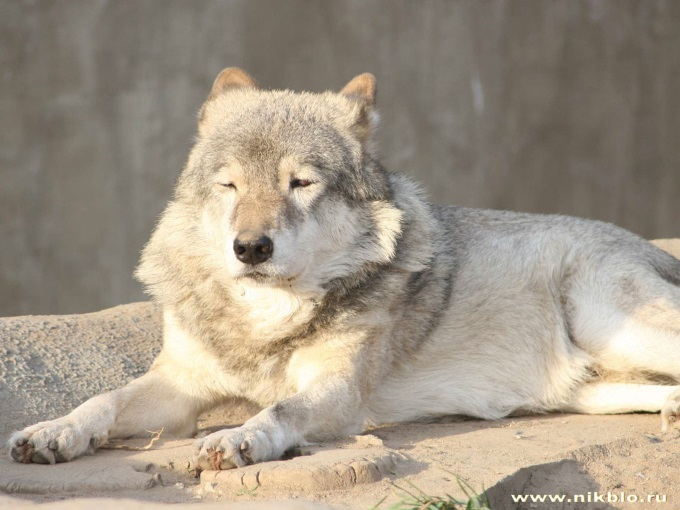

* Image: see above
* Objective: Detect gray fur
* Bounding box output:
[8,69,680,469]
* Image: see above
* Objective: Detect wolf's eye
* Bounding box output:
[290,178,313,189]
[218,182,237,190]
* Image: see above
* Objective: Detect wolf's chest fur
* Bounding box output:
[173,279,326,386]
[231,282,320,341]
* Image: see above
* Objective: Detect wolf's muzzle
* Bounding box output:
[233,233,274,265]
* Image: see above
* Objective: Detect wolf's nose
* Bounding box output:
[233,234,274,265]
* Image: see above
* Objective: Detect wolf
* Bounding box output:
[8,68,680,470]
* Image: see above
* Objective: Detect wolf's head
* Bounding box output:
[138,68,411,300]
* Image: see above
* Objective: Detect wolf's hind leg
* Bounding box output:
[8,367,212,464]
[570,265,680,431]
[566,382,680,431]
[572,266,680,380]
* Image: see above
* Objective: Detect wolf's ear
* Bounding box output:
[207,67,258,101]
[340,73,376,106]
[199,68,258,129]
[340,73,378,148]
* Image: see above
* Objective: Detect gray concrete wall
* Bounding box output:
[2,0,679,316]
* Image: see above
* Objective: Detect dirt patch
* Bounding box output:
[1,412,679,509]
[0,438,197,497]
[201,435,408,494]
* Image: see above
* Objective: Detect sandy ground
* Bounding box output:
[1,239,679,510]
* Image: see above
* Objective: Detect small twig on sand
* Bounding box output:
[100,428,164,451]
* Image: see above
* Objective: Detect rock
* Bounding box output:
[0,303,162,439]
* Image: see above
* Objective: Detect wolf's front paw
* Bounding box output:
[193,428,276,471]
[8,420,107,464]
[662,388,680,432]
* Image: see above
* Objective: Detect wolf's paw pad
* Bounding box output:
[193,428,273,471]
[661,389,680,432]
[7,421,103,464]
